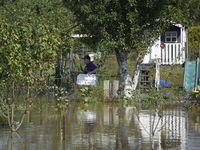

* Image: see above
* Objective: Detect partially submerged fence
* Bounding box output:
[103,80,119,99]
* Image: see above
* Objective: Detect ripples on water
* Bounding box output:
[1,97,200,150]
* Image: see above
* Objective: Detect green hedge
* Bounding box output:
[188,26,200,60]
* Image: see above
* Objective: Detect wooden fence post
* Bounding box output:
[68,46,74,81]
[112,80,119,98]
[104,80,109,99]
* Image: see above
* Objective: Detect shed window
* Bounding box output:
[165,31,177,42]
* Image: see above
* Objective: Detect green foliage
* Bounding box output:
[73,38,93,50]
[138,90,169,105]
[0,0,75,131]
[0,20,58,83]
[186,0,200,26]
[71,82,105,103]
[79,87,89,102]
[0,0,75,85]
[185,87,200,110]
[188,25,200,60]
[50,85,68,102]
[71,84,94,103]
[64,0,197,55]
[64,0,200,93]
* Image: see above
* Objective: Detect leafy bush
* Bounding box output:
[188,25,200,60]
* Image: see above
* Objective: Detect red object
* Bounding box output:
[160,43,165,49]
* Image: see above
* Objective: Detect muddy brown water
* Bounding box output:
[0,96,200,150]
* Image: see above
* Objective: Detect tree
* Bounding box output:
[64,0,200,96]
[0,0,76,131]
[188,25,200,60]
[186,0,200,26]
[0,0,75,85]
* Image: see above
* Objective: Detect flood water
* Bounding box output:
[1,96,200,150]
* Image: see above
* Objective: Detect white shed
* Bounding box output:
[143,24,188,65]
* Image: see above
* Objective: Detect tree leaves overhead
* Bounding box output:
[65,0,200,54]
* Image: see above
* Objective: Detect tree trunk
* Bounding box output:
[115,49,145,97]
[132,55,145,90]
[115,49,133,97]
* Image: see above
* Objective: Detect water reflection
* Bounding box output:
[134,106,185,149]
[7,131,25,150]
[1,99,200,150]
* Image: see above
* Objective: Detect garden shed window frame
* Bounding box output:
[165,31,177,43]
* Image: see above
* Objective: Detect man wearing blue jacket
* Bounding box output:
[80,55,99,74]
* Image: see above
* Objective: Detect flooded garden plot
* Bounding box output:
[0,56,200,150]
[0,51,198,150]
[1,95,200,150]
[1,0,200,149]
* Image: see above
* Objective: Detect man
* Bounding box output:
[80,55,99,74]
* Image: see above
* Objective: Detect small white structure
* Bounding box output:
[77,74,98,86]
[89,54,94,61]
[143,24,188,65]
